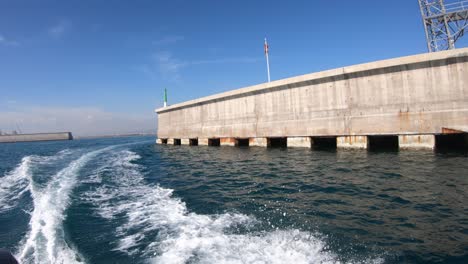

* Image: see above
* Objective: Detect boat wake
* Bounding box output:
[3,147,112,264]
[83,150,359,264]
[3,146,383,263]
[0,156,33,212]
[0,150,73,212]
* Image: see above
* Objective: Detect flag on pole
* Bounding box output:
[264,38,269,55]
[164,88,167,107]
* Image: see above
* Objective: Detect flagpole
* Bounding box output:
[265,38,271,83]
[164,88,167,107]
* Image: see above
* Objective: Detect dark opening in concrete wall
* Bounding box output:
[161,139,168,144]
[368,136,399,151]
[174,139,181,145]
[312,137,337,149]
[436,133,468,150]
[235,138,249,147]
[189,138,198,146]
[267,137,287,148]
[208,138,220,146]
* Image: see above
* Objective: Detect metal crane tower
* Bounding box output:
[418,0,468,52]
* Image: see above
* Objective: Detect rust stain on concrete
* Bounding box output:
[442,127,464,134]
[220,138,235,144]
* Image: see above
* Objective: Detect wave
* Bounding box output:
[0,156,33,211]
[84,150,359,264]
[0,150,72,212]
[16,147,113,264]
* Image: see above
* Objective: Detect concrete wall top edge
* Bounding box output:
[155,48,468,114]
[0,132,72,137]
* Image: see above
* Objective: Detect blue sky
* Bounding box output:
[1,0,467,136]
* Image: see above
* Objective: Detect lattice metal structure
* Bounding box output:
[418,0,468,52]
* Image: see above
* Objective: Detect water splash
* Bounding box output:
[84,150,350,264]
[0,156,33,211]
[16,147,112,264]
[0,150,73,212]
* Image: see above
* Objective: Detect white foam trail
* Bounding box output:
[17,147,112,264]
[85,150,350,264]
[0,156,32,211]
[0,150,72,212]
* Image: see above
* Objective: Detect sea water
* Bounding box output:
[0,136,467,263]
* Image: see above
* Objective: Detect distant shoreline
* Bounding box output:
[74,133,155,140]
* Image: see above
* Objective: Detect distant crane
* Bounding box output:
[15,122,23,134]
[418,0,468,52]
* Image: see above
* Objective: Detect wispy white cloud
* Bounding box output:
[144,51,261,82]
[153,35,184,46]
[48,20,71,38]
[0,105,156,137]
[191,57,261,65]
[0,34,19,46]
[152,51,188,82]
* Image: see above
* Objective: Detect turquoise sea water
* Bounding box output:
[0,136,467,264]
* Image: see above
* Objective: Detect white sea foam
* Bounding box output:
[17,147,113,264]
[0,156,33,211]
[0,150,72,212]
[85,150,348,264]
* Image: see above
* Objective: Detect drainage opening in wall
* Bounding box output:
[208,138,220,146]
[189,138,198,146]
[173,139,181,145]
[368,135,399,151]
[267,137,287,148]
[235,138,249,147]
[312,137,337,149]
[161,139,168,144]
[435,133,468,151]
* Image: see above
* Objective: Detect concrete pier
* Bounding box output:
[221,138,236,146]
[199,138,209,146]
[399,135,435,149]
[156,49,468,151]
[0,132,73,143]
[337,136,368,149]
[159,134,467,151]
[287,137,312,148]
[250,138,267,147]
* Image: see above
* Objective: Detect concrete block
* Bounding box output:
[156,138,163,144]
[287,137,312,148]
[168,139,174,145]
[199,138,209,146]
[181,139,190,145]
[399,135,435,149]
[250,138,268,147]
[337,136,368,149]
[0,132,73,143]
[221,138,236,146]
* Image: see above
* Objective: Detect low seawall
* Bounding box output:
[155,48,468,150]
[0,132,73,143]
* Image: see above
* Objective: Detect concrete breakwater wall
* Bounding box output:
[0,132,73,143]
[155,48,468,150]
